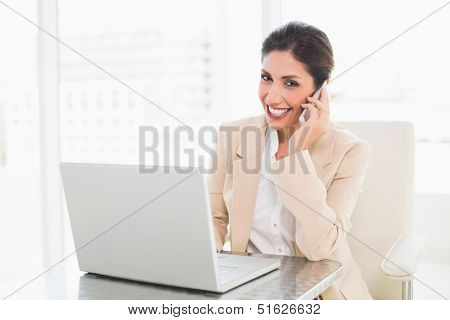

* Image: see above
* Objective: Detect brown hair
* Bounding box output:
[261,21,334,90]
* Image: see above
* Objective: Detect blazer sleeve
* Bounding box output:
[208,126,230,251]
[269,140,371,261]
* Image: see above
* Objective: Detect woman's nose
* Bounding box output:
[265,86,283,106]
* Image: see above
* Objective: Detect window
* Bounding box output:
[0,0,43,282]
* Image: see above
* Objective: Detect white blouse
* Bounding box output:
[246,126,298,256]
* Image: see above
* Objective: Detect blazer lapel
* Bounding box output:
[230,116,267,252]
[308,121,337,185]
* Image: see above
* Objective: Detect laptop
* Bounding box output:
[60,163,280,293]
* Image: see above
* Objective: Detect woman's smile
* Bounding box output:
[266,104,293,120]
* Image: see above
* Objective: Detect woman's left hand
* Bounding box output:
[291,86,330,152]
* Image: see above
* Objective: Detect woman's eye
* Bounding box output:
[285,81,298,87]
[260,74,271,81]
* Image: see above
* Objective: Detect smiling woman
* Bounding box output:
[259,22,334,149]
[209,21,373,300]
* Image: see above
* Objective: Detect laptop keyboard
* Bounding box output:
[217,254,240,276]
[219,265,238,276]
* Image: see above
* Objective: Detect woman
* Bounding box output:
[209,21,372,299]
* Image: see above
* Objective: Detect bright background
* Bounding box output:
[0,0,449,299]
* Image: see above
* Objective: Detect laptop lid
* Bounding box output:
[60,163,220,291]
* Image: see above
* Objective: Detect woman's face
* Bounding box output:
[259,50,316,130]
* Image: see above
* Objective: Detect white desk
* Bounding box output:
[1,253,342,300]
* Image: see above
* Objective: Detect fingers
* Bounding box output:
[308,104,319,120]
[301,103,319,121]
[306,96,328,112]
[319,86,329,105]
[307,86,328,104]
[306,88,329,117]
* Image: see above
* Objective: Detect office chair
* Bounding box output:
[338,121,429,300]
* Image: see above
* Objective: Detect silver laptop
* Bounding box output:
[60,163,280,293]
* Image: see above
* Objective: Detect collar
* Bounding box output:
[235,114,337,170]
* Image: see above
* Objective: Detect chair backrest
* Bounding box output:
[336,121,415,300]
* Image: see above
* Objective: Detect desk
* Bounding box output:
[1,253,342,300]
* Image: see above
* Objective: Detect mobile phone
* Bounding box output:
[300,82,327,123]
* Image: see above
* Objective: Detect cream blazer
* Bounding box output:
[208,114,373,300]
